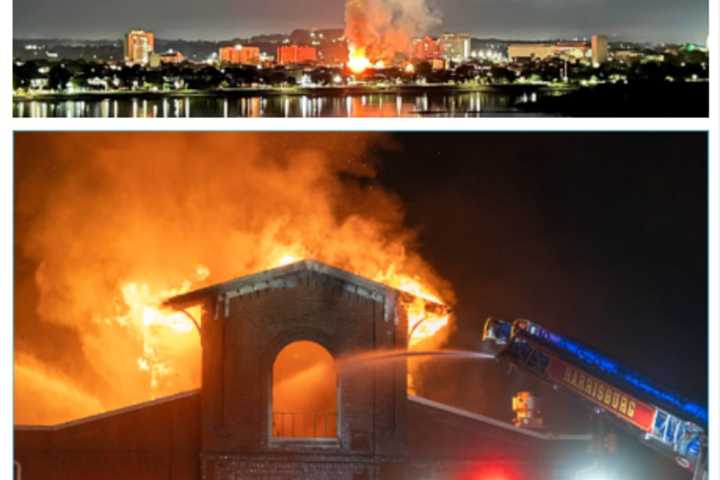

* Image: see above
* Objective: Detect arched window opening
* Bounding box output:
[272,341,337,439]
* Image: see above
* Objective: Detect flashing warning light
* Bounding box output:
[461,465,519,480]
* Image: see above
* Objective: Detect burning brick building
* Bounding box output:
[15,260,590,480]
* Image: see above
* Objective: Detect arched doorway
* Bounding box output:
[271,340,338,439]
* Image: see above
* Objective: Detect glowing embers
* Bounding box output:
[272,341,338,439]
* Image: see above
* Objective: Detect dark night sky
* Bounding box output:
[13,0,708,44]
[377,132,708,409]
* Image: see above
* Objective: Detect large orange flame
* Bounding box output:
[113,265,208,397]
[15,132,454,425]
[116,255,447,396]
[347,45,388,73]
[348,46,372,73]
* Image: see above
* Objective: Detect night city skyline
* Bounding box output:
[14,0,708,44]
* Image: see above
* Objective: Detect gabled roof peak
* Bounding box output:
[164,259,445,311]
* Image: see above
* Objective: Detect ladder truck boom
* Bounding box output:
[482,317,707,478]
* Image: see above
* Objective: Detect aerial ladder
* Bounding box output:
[482,318,708,480]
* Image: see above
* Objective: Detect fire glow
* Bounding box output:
[348,46,372,73]
[344,0,440,69]
[14,133,453,425]
[117,277,205,394]
[119,256,448,398]
[347,46,388,73]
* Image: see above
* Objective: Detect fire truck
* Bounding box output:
[482,317,708,480]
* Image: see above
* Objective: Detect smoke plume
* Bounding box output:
[14,132,453,425]
[345,0,441,61]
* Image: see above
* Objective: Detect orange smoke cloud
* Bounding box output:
[14,132,454,425]
[14,354,105,425]
[345,0,441,64]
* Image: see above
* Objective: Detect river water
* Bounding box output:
[13,90,544,118]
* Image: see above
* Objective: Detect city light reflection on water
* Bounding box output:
[13,91,536,118]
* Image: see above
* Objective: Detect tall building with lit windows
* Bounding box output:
[124,29,155,65]
[591,34,609,66]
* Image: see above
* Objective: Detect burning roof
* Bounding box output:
[164,259,450,335]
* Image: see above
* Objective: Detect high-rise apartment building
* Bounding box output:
[591,34,609,66]
[124,29,155,65]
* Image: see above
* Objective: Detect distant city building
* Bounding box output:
[276,44,317,65]
[613,50,643,62]
[124,29,155,65]
[160,50,185,64]
[507,42,590,61]
[553,41,589,60]
[412,36,442,60]
[507,43,556,61]
[440,33,471,63]
[555,42,588,57]
[318,42,348,65]
[149,50,185,68]
[591,34,609,66]
[470,40,507,62]
[219,44,261,65]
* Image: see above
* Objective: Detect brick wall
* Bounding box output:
[201,269,406,458]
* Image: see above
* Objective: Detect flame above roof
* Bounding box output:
[164,259,447,312]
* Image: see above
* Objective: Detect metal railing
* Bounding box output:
[272,412,337,439]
